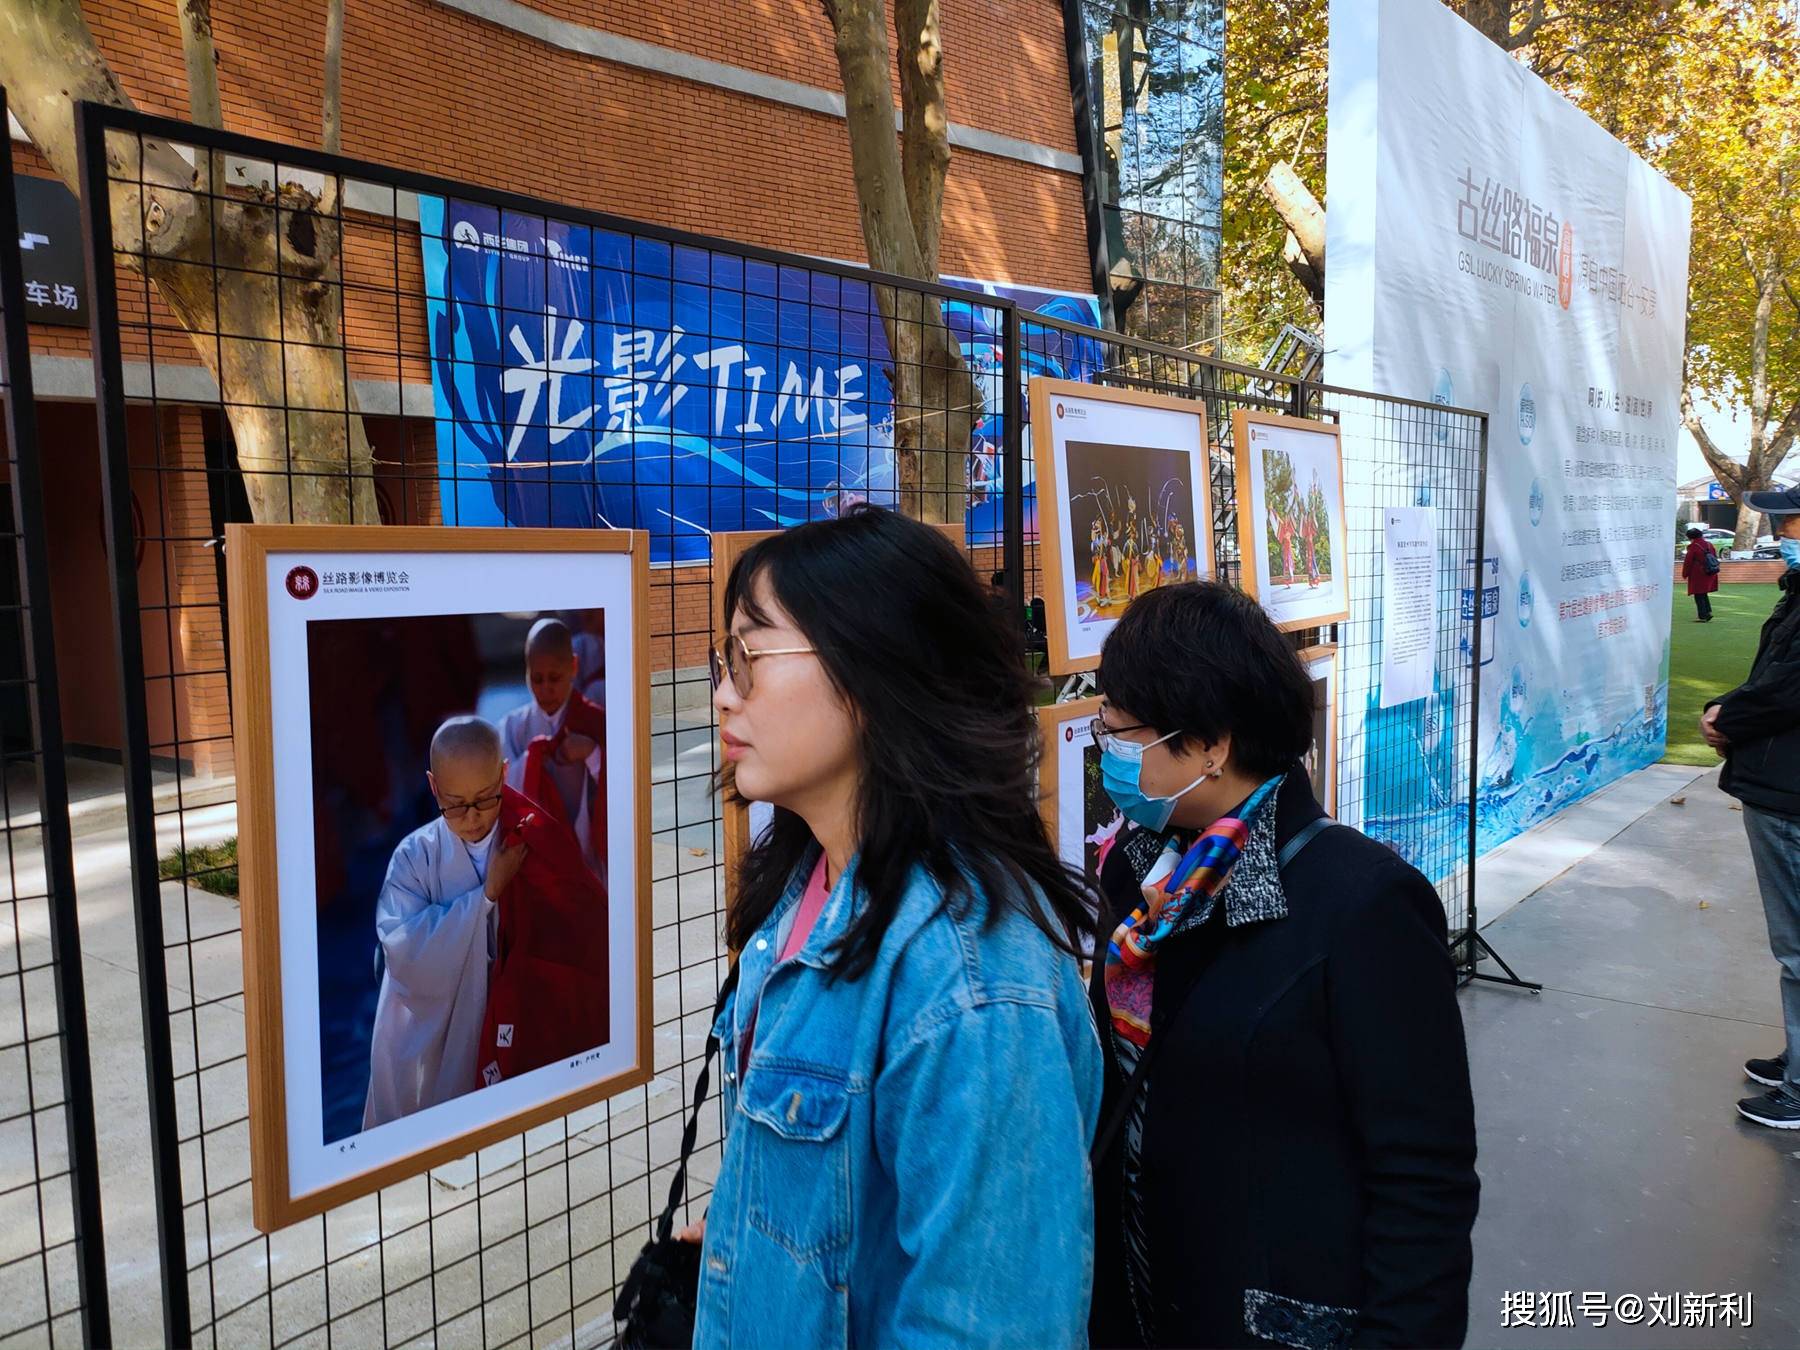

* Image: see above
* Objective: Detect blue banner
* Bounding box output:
[420,196,1104,562]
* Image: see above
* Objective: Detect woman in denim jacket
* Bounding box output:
[690,506,1102,1348]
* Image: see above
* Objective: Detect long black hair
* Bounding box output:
[722,505,1092,979]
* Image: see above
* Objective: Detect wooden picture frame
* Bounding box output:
[1298,644,1340,816]
[711,522,965,913]
[1029,377,1214,674]
[1035,695,1109,878]
[228,525,654,1231]
[1231,409,1351,633]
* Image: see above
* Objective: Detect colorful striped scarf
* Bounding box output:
[1103,778,1281,1048]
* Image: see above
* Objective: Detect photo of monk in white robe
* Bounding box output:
[362,706,613,1128]
[362,716,517,1128]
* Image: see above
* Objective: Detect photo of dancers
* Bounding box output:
[1263,447,1335,591]
[1064,439,1203,623]
[1030,376,1210,672]
[1232,408,1350,632]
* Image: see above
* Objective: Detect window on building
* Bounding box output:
[1078,0,1225,351]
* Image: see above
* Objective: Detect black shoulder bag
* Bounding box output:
[1090,815,1338,1164]
[614,963,740,1350]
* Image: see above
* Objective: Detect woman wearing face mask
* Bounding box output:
[694,506,1102,1349]
[1086,582,1479,1350]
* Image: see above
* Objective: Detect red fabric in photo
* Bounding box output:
[520,690,609,880]
[478,785,611,1088]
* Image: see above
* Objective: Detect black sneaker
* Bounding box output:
[1738,1089,1800,1130]
[1746,1052,1788,1088]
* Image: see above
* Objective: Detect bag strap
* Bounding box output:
[652,963,741,1244]
[1089,815,1338,1165]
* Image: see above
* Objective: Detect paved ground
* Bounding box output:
[1464,766,1797,1348]
[3,709,726,1349]
[8,746,1799,1347]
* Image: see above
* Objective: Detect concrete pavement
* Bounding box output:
[9,740,1800,1347]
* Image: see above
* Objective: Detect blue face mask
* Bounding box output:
[1780,535,1800,571]
[1100,728,1211,832]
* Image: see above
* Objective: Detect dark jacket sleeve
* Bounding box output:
[1325,859,1479,1348]
[1712,620,1800,745]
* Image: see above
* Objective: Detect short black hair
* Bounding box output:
[1097,581,1314,779]
[1685,525,1703,537]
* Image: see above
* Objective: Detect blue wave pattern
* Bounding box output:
[420,196,1104,562]
[1362,677,1669,884]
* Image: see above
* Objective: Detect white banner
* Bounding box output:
[1325,0,1691,855]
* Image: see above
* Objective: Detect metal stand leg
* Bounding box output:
[1461,930,1542,992]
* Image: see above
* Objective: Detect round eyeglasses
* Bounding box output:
[708,633,818,698]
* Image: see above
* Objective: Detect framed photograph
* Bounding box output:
[1232,409,1350,632]
[1299,644,1339,816]
[1029,377,1213,673]
[228,525,653,1230]
[711,523,961,911]
[1035,696,1116,961]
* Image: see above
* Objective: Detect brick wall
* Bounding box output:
[30,0,1090,755]
[36,0,1088,372]
[1673,558,1789,586]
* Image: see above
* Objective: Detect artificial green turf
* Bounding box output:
[1664,585,1775,766]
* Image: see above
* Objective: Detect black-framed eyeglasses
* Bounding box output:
[1087,715,1154,751]
[438,783,504,821]
[708,632,818,698]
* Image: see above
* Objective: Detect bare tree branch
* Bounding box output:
[1262,161,1325,312]
[1505,0,1550,51]
[1682,388,1745,492]
[322,0,344,154]
[894,0,948,276]
[0,0,379,526]
[178,0,223,128]
[1767,398,1800,476]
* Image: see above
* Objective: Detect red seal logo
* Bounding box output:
[1056,402,1066,419]
[285,565,320,600]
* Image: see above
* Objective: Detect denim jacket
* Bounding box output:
[695,850,1102,1348]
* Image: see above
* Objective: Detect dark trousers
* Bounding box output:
[1695,592,1713,621]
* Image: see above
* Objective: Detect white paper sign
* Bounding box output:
[1380,507,1437,707]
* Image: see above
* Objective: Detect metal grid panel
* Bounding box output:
[1309,386,1487,952]
[0,91,109,1350]
[73,102,1486,1349]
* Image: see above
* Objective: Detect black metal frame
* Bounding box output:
[0,89,111,1347]
[72,97,1501,1346]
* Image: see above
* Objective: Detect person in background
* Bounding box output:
[1086,582,1479,1349]
[1701,488,1800,1129]
[500,618,605,883]
[692,506,1101,1348]
[1683,524,1719,622]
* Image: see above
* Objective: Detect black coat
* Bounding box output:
[1089,772,1479,1350]
[1712,567,1800,817]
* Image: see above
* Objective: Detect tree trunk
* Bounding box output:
[1459,0,1513,45]
[0,0,379,526]
[827,0,974,523]
[322,0,345,156]
[1262,162,1325,313]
